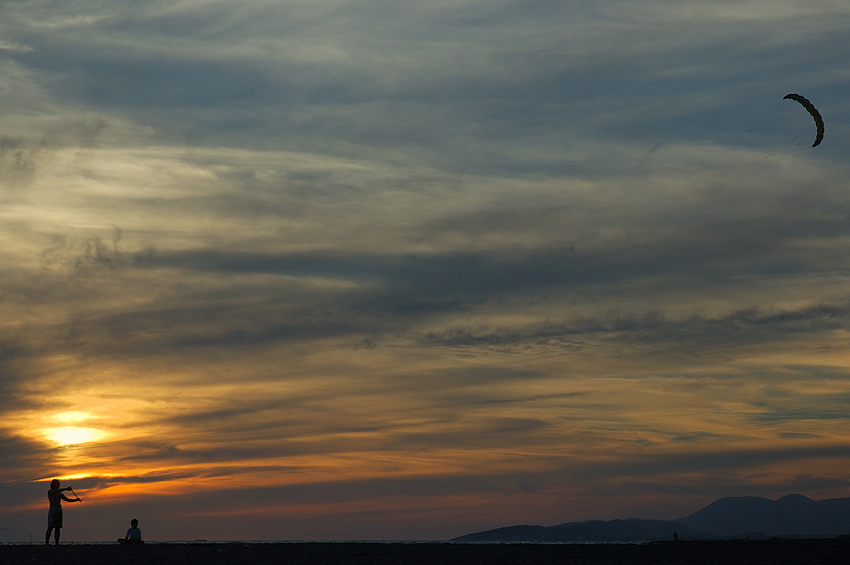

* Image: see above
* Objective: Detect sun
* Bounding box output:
[41,411,107,445]
[44,426,106,445]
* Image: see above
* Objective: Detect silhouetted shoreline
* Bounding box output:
[4,539,850,564]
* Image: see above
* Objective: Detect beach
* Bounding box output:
[3,539,850,565]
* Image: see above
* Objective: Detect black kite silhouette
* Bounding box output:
[783,93,824,147]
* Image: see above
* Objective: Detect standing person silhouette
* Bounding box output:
[45,479,80,545]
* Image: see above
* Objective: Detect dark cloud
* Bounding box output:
[0,433,53,477]
[141,238,817,302]
[421,301,850,352]
[579,442,850,483]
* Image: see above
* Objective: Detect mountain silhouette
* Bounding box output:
[678,494,850,537]
[452,494,850,542]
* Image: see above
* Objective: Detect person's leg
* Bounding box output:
[45,527,52,545]
[54,527,61,545]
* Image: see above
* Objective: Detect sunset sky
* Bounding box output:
[1,0,850,542]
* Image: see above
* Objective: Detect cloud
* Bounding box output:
[3,0,846,166]
[420,301,850,353]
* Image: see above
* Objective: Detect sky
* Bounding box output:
[1,0,849,542]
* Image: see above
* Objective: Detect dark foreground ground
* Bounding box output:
[3,539,850,565]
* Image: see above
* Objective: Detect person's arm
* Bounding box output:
[60,487,80,500]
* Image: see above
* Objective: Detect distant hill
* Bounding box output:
[678,494,850,537]
[452,494,850,542]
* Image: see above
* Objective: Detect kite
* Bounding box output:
[783,93,824,147]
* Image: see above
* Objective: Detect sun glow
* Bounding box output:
[39,411,108,445]
[43,426,106,445]
[52,411,93,423]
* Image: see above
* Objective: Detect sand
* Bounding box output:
[3,539,850,564]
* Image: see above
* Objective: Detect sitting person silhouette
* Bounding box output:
[118,518,143,544]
